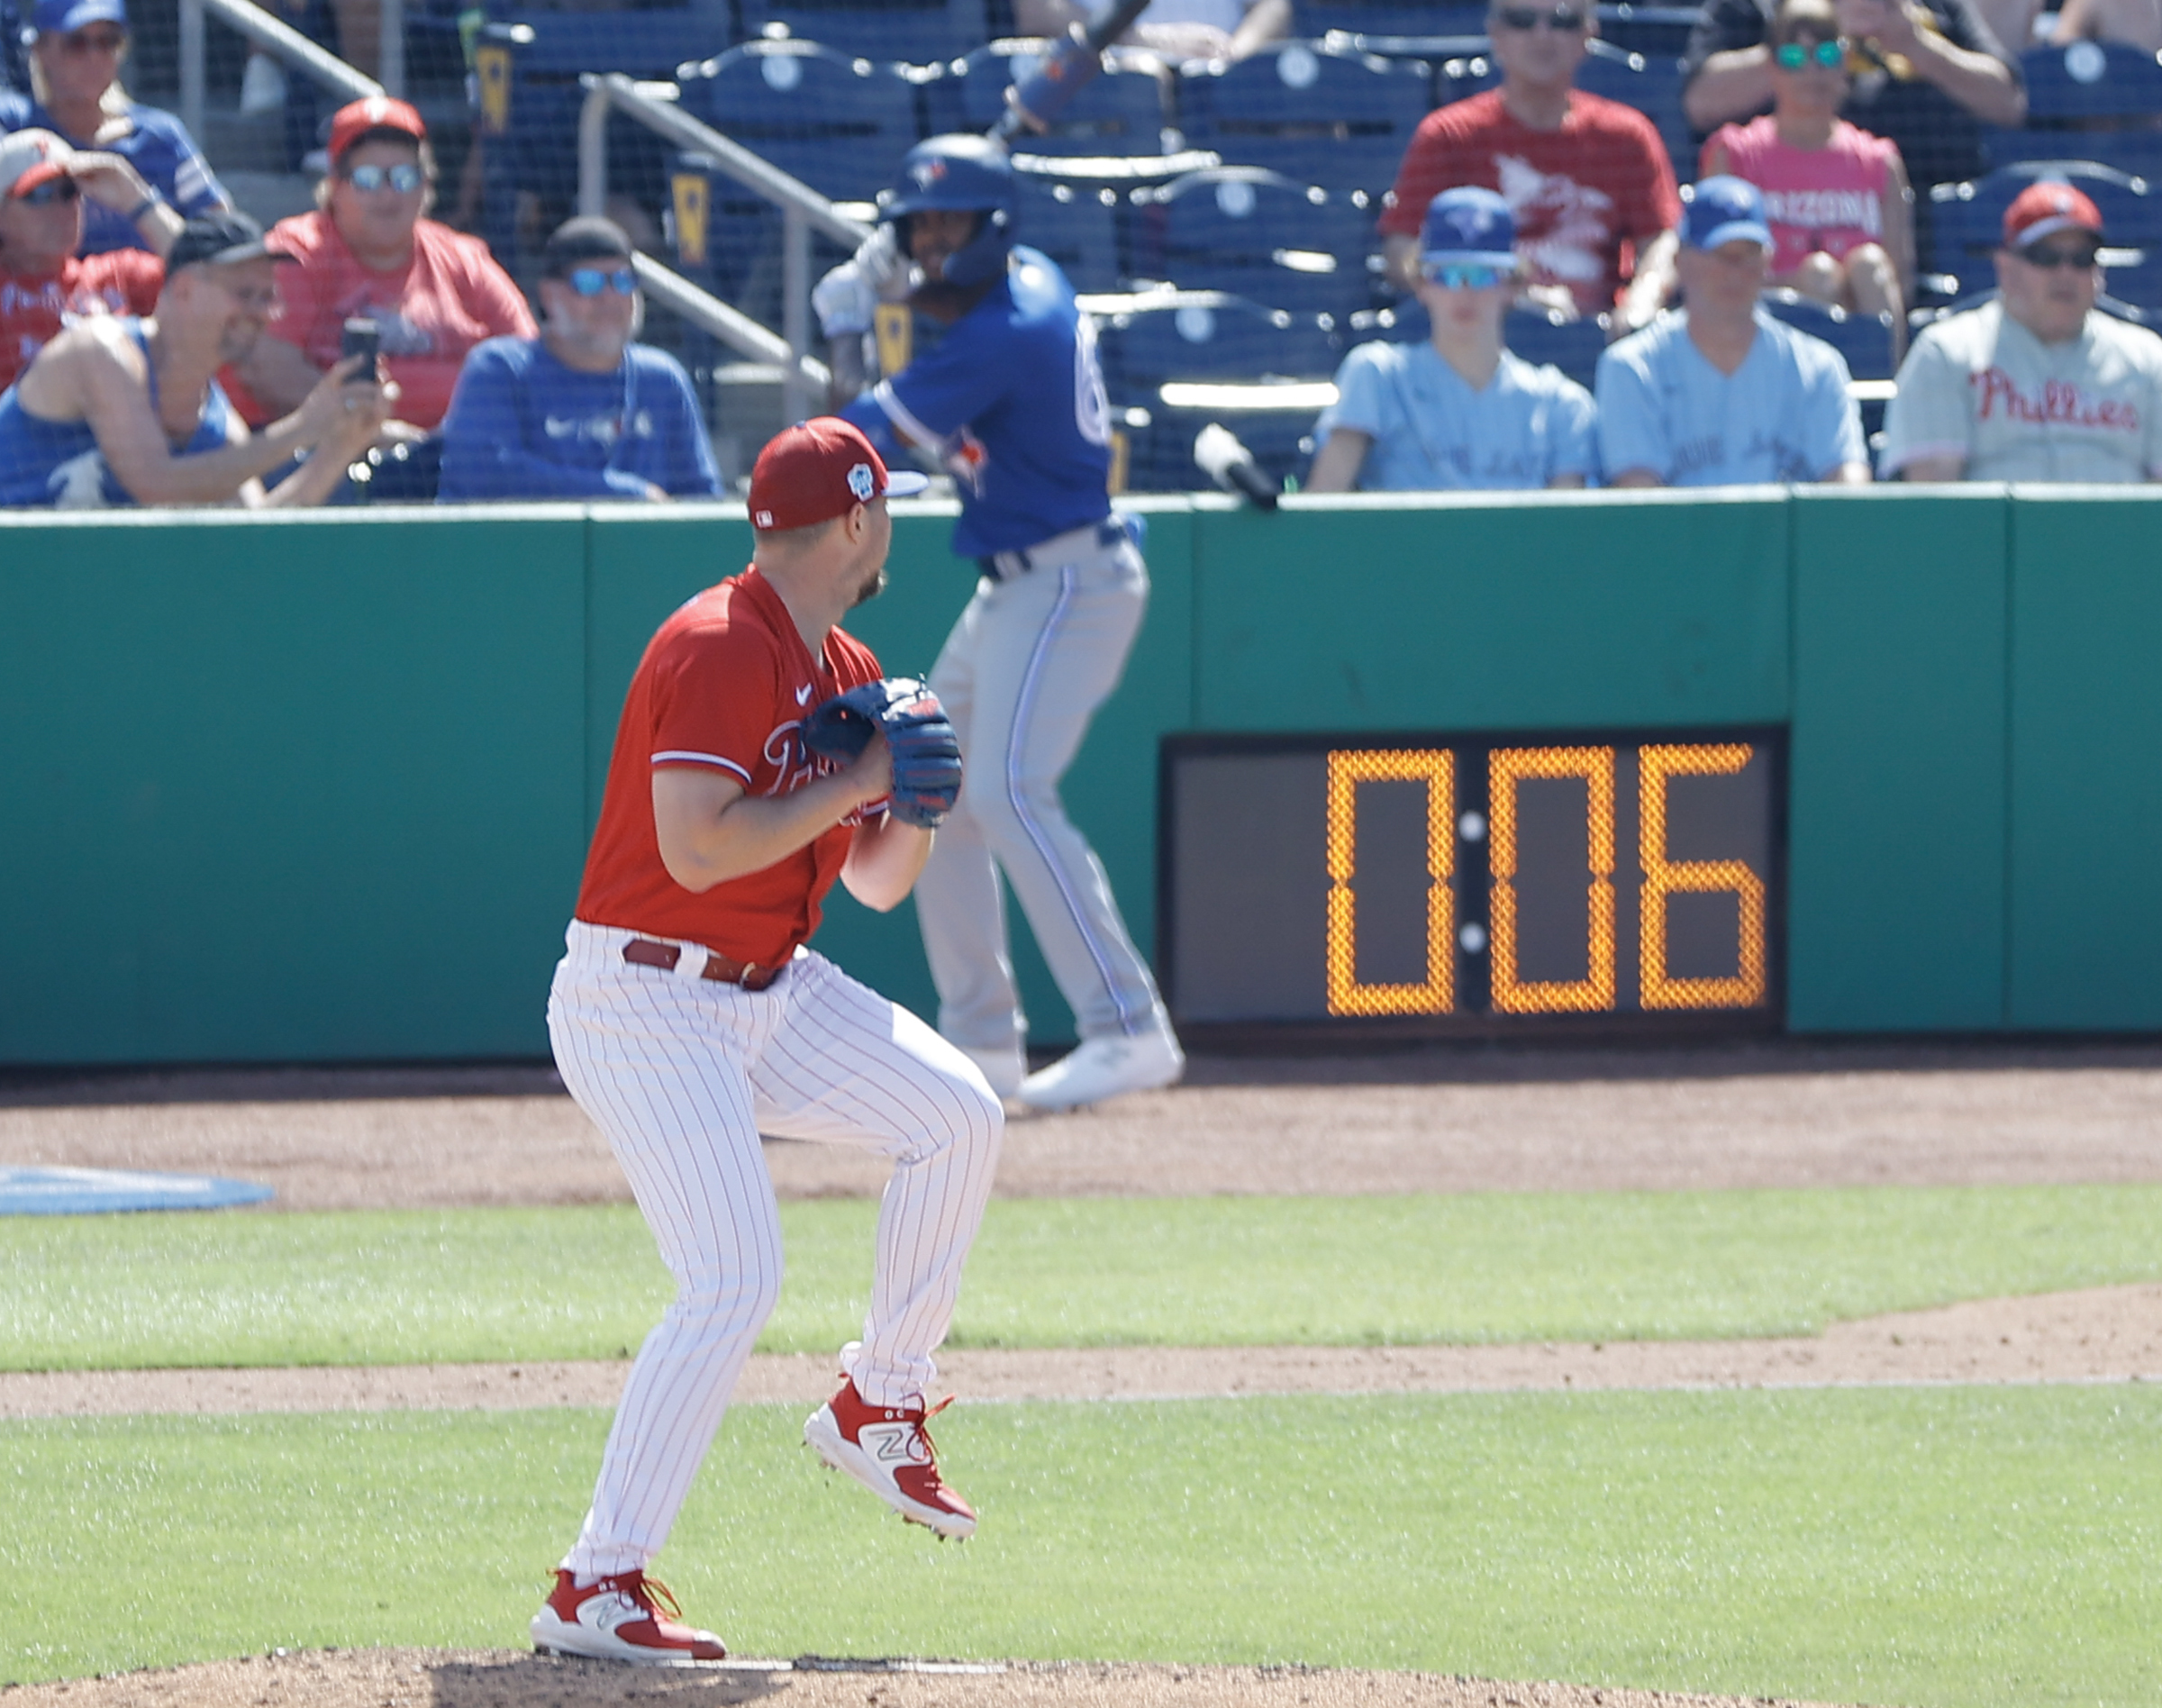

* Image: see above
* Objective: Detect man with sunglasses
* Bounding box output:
[0,126,185,390]
[0,0,232,257]
[1883,182,2162,483]
[1378,0,1679,338]
[437,217,720,502]
[1596,175,1870,486]
[0,209,390,506]
[1310,187,1596,491]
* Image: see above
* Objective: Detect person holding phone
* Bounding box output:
[436,218,720,503]
[1377,0,1681,338]
[218,95,532,474]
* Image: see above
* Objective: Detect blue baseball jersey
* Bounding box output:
[1594,308,1865,486]
[842,246,1111,559]
[1317,340,1598,490]
[436,337,722,503]
[0,95,229,256]
[0,318,235,505]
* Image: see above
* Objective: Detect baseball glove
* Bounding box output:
[800,677,963,830]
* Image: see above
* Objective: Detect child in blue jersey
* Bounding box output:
[1310,187,1597,492]
[1,0,231,257]
[438,218,721,504]
[0,211,388,507]
[1596,177,1870,486]
[826,134,1185,1114]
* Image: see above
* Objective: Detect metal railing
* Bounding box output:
[177,0,403,148]
[578,71,871,425]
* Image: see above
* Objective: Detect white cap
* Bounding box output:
[0,129,73,201]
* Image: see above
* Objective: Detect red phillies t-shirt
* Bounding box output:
[258,208,535,428]
[1379,89,1681,315]
[576,568,885,968]
[0,249,162,390]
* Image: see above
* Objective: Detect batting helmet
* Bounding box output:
[880,133,1017,289]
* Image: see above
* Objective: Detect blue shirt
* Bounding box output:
[842,247,1112,559]
[1317,341,1598,491]
[0,318,236,506]
[0,95,228,256]
[435,337,723,503]
[1594,308,1865,486]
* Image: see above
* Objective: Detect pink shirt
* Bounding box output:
[263,209,536,429]
[1703,116,1901,276]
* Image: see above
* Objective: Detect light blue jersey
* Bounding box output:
[842,246,1112,559]
[1317,341,1598,490]
[1594,309,1864,486]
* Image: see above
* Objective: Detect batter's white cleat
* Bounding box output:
[531,1569,727,1665]
[957,1041,1025,1100]
[804,1380,978,1538]
[1018,1028,1184,1112]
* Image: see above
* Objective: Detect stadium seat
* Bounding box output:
[2016,38,2162,124]
[1094,290,1342,385]
[1503,304,1609,389]
[1929,161,2162,304]
[1294,1,1488,36]
[931,40,1172,156]
[1759,289,1897,382]
[1983,127,2162,181]
[736,0,989,66]
[1594,3,1700,58]
[676,38,921,201]
[1130,166,1379,316]
[1177,42,1434,197]
[1013,175,1126,291]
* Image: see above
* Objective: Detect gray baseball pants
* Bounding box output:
[913,518,1169,1052]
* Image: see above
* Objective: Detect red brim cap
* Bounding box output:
[2003,180,2104,250]
[328,95,427,164]
[749,417,930,531]
[9,160,66,195]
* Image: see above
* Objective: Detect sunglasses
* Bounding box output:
[563,265,638,296]
[1422,261,1511,289]
[341,162,423,194]
[1775,37,1847,67]
[1493,5,1586,28]
[15,177,78,205]
[2019,241,2102,268]
[57,27,125,53]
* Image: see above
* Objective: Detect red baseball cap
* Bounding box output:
[748,418,929,531]
[328,95,427,166]
[2003,180,2104,250]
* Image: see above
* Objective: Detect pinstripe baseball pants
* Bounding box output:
[913,528,1170,1051]
[546,920,1004,1577]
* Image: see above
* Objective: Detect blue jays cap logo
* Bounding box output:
[847,461,876,502]
[1444,202,1497,243]
[911,157,949,189]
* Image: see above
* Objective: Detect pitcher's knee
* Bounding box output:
[670,1261,783,1348]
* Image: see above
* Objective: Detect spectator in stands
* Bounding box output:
[223,96,533,455]
[0,211,390,506]
[0,0,232,257]
[2050,0,2162,53]
[1701,0,1915,353]
[1309,187,1596,490]
[436,217,720,503]
[1378,1,1679,339]
[1015,0,1290,61]
[0,126,184,389]
[1882,181,2162,480]
[1684,0,2023,193]
[1595,176,1870,484]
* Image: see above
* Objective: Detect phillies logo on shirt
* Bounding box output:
[1972,368,2140,432]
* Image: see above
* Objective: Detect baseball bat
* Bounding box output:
[995,0,1155,140]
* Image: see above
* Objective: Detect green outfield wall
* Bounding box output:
[1,486,2155,1064]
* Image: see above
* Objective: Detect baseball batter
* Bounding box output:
[531,417,1003,1667]
[826,133,1184,1113]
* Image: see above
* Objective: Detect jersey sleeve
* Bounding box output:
[463,241,540,339]
[1377,111,1466,238]
[1545,376,1600,484]
[1594,341,1669,482]
[645,620,782,786]
[1617,110,1682,242]
[1800,340,1867,477]
[1319,342,1392,441]
[871,313,1017,444]
[1879,325,1971,476]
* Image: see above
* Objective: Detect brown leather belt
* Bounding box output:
[622,938,783,991]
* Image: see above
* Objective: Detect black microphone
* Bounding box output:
[1194,423,1280,511]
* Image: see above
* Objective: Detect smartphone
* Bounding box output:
[340,317,380,375]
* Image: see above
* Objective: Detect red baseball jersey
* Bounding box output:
[0,250,163,391]
[576,568,884,968]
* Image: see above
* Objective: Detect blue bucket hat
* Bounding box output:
[1682,176,1775,252]
[1420,186,1519,271]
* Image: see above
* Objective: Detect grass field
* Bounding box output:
[5,1184,2162,1370]
[5,1386,2157,1706]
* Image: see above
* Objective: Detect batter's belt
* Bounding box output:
[622,937,785,990]
[977,515,1133,582]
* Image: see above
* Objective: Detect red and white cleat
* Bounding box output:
[804,1381,977,1539]
[530,1569,727,1666]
